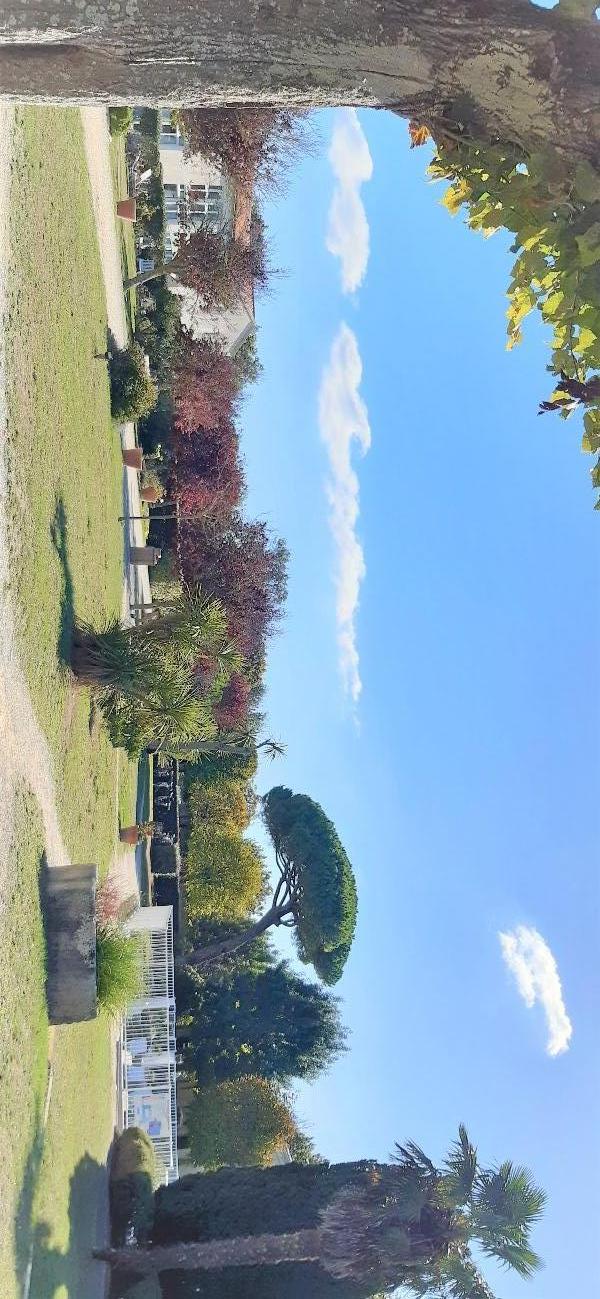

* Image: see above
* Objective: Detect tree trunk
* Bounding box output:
[124,264,171,289]
[0,1,598,160]
[149,739,253,757]
[95,1226,322,1274]
[185,903,292,968]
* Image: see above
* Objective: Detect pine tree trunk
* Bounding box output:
[0,1,598,162]
[184,903,291,968]
[95,1226,322,1274]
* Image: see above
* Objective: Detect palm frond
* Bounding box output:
[443,1126,478,1206]
[475,1162,546,1229]
[480,1239,543,1278]
[440,1253,497,1299]
[393,1140,437,1177]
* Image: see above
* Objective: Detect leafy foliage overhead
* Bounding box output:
[410,119,600,503]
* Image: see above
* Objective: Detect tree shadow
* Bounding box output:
[12,1107,46,1288]
[96,326,120,364]
[50,495,75,668]
[27,1152,112,1297]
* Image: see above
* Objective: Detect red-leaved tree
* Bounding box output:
[179,514,289,657]
[125,227,267,299]
[178,107,309,193]
[213,671,252,730]
[174,422,245,517]
[172,333,238,434]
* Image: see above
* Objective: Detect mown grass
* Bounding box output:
[28,1020,114,1299]
[110,128,137,335]
[1,107,139,1297]
[6,106,127,873]
[0,789,49,1299]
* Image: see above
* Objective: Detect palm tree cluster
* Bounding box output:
[71,588,242,755]
[97,1126,545,1296]
[320,1127,545,1296]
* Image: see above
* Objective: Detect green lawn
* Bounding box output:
[0,106,138,1297]
[0,789,50,1298]
[109,130,137,336]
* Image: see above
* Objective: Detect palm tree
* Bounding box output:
[95,1127,545,1293]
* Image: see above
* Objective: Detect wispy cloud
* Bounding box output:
[499,925,573,1057]
[319,324,371,705]
[326,110,373,294]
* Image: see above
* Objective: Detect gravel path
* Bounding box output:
[0,107,69,908]
[82,106,149,910]
[81,107,152,627]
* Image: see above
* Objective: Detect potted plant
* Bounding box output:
[117,196,137,222]
[119,821,156,846]
[140,466,165,503]
[122,446,144,471]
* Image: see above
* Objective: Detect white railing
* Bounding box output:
[120,906,179,1184]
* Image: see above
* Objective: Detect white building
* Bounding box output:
[119,905,179,1185]
[155,110,255,356]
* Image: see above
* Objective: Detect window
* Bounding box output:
[160,111,181,143]
[187,183,223,219]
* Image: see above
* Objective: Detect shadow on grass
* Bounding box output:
[50,495,75,668]
[12,1107,46,1289]
[28,1152,111,1297]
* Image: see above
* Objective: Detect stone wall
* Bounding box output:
[44,863,98,1024]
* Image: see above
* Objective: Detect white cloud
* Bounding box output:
[499,925,573,1057]
[318,324,371,704]
[326,109,373,293]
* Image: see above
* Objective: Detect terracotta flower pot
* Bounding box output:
[122,447,143,470]
[117,197,137,222]
[140,483,163,503]
[119,826,141,845]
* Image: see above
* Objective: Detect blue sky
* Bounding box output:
[238,109,600,1299]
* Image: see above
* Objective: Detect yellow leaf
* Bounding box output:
[409,121,431,148]
[441,180,470,215]
[577,326,597,351]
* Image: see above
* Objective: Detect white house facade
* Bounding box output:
[146,110,256,356]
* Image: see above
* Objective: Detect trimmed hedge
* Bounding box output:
[110,1278,162,1299]
[159,1262,374,1299]
[152,1160,381,1243]
[110,1127,158,1245]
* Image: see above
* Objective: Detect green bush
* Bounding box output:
[109,106,134,136]
[188,776,249,833]
[135,174,166,247]
[110,343,158,423]
[184,826,266,923]
[110,1127,158,1244]
[96,925,144,1017]
[186,1076,296,1171]
[181,750,258,794]
[137,108,160,144]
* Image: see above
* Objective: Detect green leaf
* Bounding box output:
[573,162,600,205]
[576,222,600,268]
[584,418,600,459]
